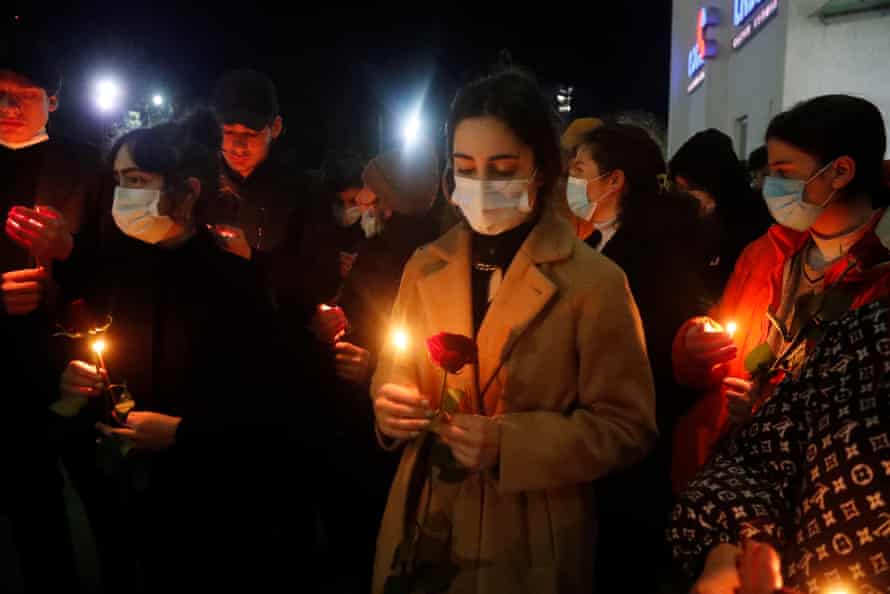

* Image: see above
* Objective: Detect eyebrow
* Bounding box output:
[768,160,793,167]
[115,167,148,176]
[452,153,520,161]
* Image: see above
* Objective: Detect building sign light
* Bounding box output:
[732,0,779,50]
[687,6,718,94]
[734,0,769,26]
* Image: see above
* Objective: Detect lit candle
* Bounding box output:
[726,321,738,338]
[824,585,851,594]
[392,327,409,355]
[91,339,112,387]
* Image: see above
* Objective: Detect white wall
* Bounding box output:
[724,1,788,157]
[669,0,788,157]
[782,1,890,156]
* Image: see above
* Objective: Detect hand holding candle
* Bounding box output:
[5,205,73,263]
[310,304,348,344]
[373,383,434,440]
[686,316,739,373]
[59,360,105,399]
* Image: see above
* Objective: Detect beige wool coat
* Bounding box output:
[370,210,657,594]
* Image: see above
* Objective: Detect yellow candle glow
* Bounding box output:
[392,328,409,353]
[825,586,851,594]
[726,321,738,338]
[91,339,112,387]
[703,320,723,334]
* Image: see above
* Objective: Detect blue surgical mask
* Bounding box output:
[762,161,837,232]
[566,172,614,221]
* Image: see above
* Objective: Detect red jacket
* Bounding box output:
[671,209,890,493]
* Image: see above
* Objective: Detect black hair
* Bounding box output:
[445,68,563,205]
[109,109,222,207]
[578,123,699,227]
[321,151,366,195]
[766,94,889,206]
[747,145,768,172]
[668,128,749,215]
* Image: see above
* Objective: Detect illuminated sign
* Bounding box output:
[732,0,779,50]
[734,0,769,26]
[688,7,719,78]
[687,70,707,94]
[687,6,718,94]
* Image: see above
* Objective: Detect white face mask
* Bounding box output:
[452,173,534,235]
[112,186,176,244]
[360,208,384,238]
[334,204,362,228]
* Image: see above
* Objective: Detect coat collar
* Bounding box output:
[418,210,575,414]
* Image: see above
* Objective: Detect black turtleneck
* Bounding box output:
[470,219,536,332]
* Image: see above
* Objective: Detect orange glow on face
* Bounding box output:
[91,339,106,355]
[392,328,409,353]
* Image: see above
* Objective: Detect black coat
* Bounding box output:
[0,138,106,494]
[62,226,318,589]
[201,154,339,327]
[592,192,711,593]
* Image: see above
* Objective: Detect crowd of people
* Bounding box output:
[2,29,890,594]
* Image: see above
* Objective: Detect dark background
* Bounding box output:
[6,2,673,164]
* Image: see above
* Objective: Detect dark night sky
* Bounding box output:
[7,3,673,165]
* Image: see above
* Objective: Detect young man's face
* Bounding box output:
[221,116,282,178]
[0,70,57,144]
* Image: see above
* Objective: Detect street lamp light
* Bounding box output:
[402,113,422,147]
[152,94,164,107]
[93,77,123,113]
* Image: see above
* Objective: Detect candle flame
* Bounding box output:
[726,321,738,337]
[91,339,106,355]
[703,320,723,334]
[392,328,409,352]
[825,586,851,594]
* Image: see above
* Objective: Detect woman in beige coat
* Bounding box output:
[370,70,657,594]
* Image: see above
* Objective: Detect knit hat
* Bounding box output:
[561,117,604,153]
[361,141,439,215]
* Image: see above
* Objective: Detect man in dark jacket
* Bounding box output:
[205,68,339,328]
[1,31,106,591]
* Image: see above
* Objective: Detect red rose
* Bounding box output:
[425,332,477,374]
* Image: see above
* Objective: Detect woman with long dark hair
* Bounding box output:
[56,111,310,592]
[566,122,708,592]
[369,70,656,594]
